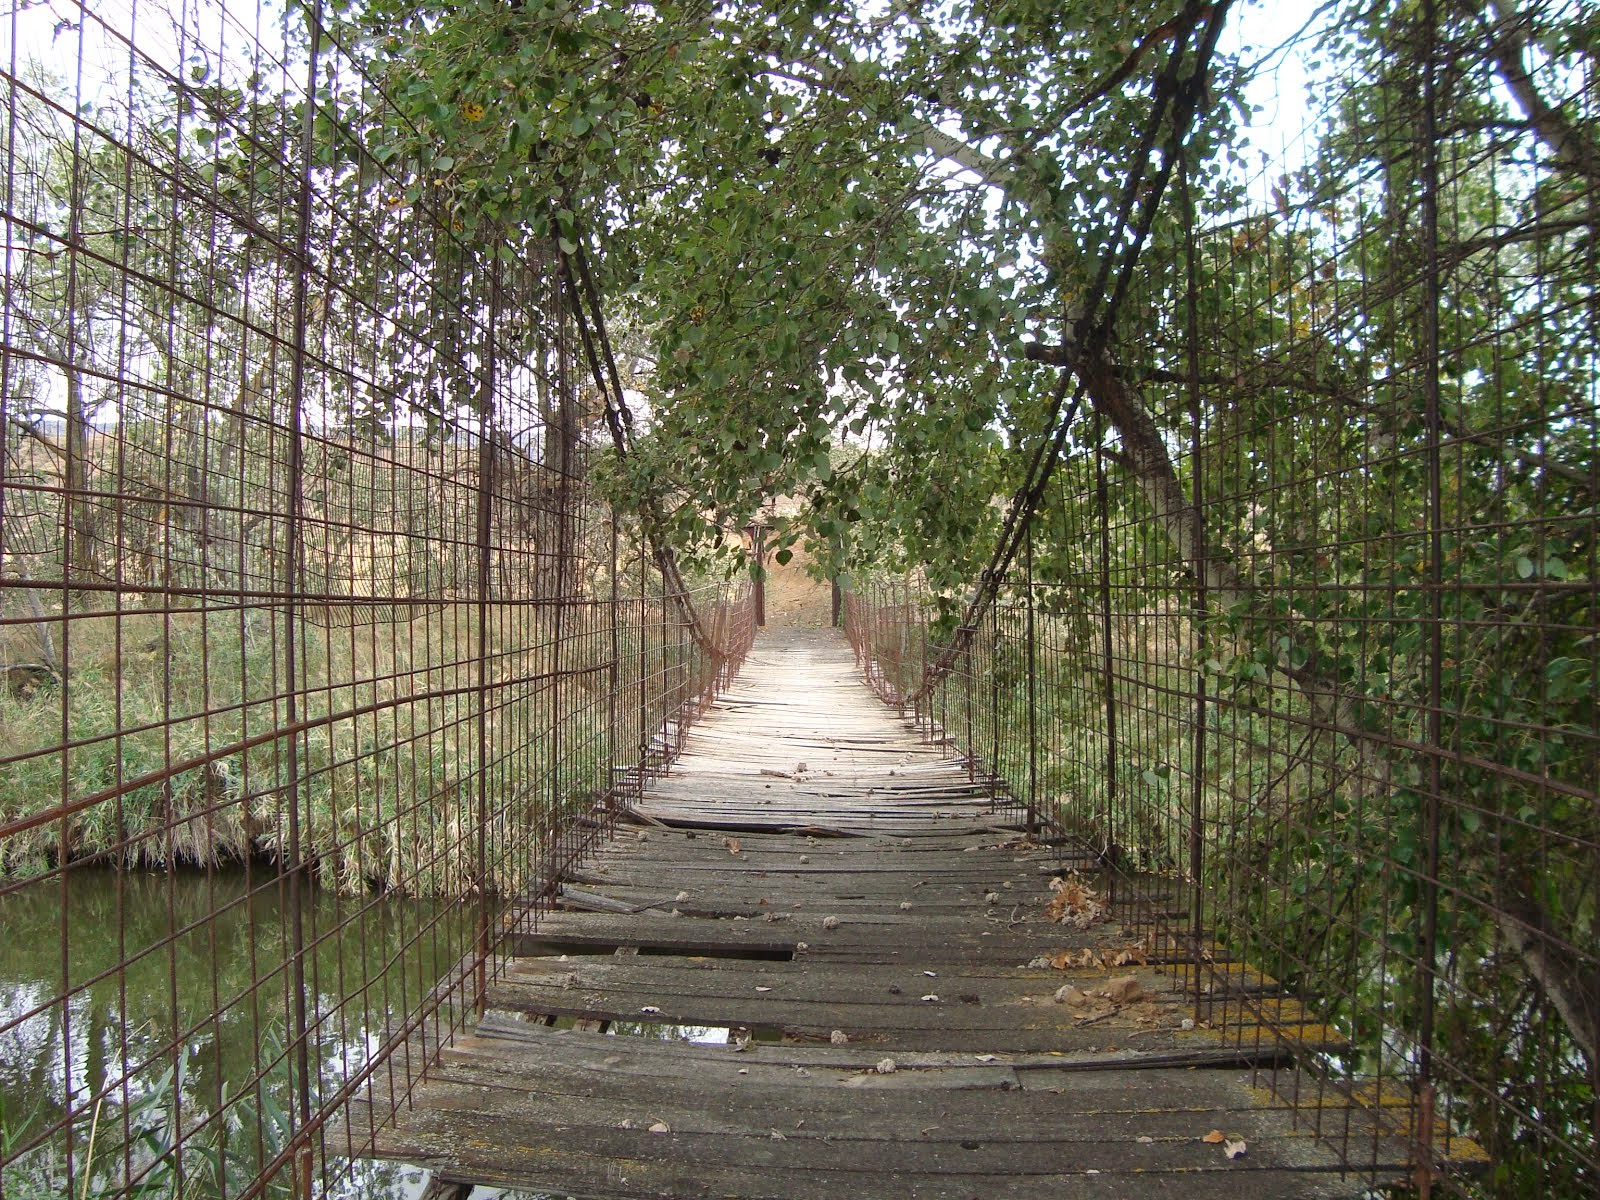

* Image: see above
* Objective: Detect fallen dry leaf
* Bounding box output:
[822,915,840,930]
[1045,874,1106,929]
[1224,1139,1248,1160]
[984,891,1001,904]
[830,1029,849,1045]
[1202,1129,1226,1144]
[725,837,742,855]
[1112,947,1146,967]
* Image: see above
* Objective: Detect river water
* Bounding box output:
[0,867,492,1198]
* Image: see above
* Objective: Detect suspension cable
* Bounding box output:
[912,0,1233,701]
[554,219,719,657]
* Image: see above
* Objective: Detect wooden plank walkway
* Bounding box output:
[349,628,1429,1198]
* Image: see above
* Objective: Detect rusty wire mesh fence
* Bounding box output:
[847,1,1598,1194]
[844,576,1034,835]
[0,1,753,1197]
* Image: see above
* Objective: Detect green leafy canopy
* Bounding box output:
[343,0,1246,581]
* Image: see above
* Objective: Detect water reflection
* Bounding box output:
[0,868,476,1198]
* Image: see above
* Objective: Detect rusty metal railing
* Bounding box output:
[0,2,755,1197]
[844,5,1599,1194]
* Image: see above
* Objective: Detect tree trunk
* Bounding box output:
[1080,351,1368,745]
[1485,0,1600,192]
[63,363,98,592]
[1080,346,1593,1077]
[1498,889,1600,1072]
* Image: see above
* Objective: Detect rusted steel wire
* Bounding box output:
[557,224,719,659]
[913,0,1234,702]
[856,6,1599,1194]
[0,3,755,1197]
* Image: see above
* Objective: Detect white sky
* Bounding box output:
[1220,0,1332,202]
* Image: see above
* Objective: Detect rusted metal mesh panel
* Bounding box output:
[0,2,754,1197]
[847,5,1598,1194]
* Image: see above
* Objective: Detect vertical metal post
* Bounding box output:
[751,524,766,627]
[638,541,648,786]
[550,278,571,844]
[608,511,621,813]
[1181,150,1208,1015]
[472,263,499,1014]
[1096,411,1118,891]
[282,4,325,1192]
[56,23,90,1192]
[1416,0,1444,1189]
[964,622,976,785]
[989,602,1001,806]
[902,576,911,713]
[1025,523,1038,836]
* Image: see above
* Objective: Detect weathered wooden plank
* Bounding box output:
[465,1014,1289,1073]
[348,1090,1395,1199]
[485,995,1336,1056]
[342,629,1458,1197]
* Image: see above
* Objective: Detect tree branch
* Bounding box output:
[1483,0,1600,191]
[1497,888,1600,1070]
[757,50,1020,190]
[904,121,1017,189]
